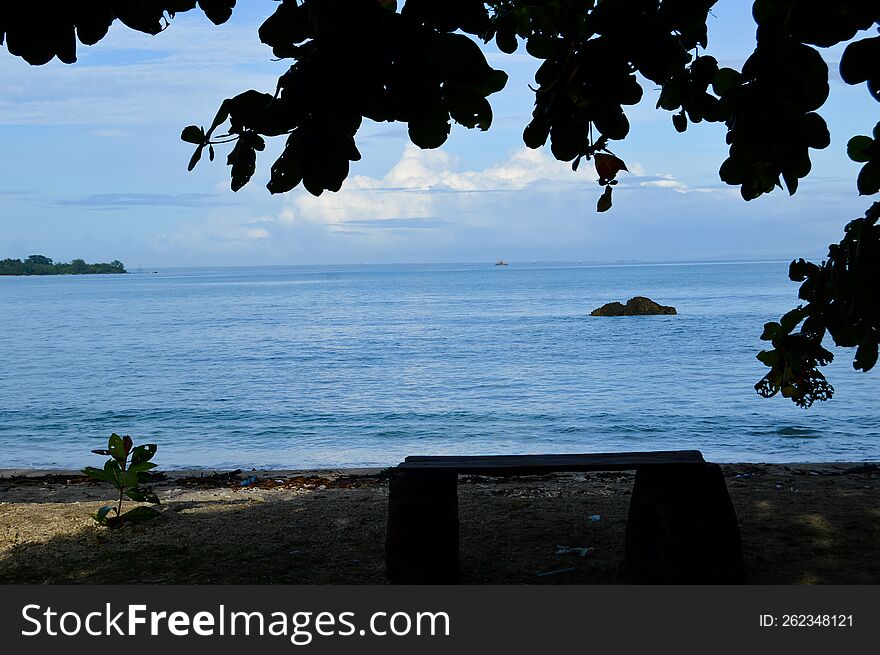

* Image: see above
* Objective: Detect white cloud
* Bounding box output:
[156,214,272,255]
[287,144,596,229]
[142,143,759,265]
[640,174,689,193]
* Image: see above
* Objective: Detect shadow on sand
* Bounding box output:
[0,468,878,584]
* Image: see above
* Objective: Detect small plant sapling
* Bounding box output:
[83,433,162,528]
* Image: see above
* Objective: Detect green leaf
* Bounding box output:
[118,506,163,524]
[129,461,158,475]
[847,135,874,163]
[107,433,126,461]
[756,350,779,367]
[103,459,122,490]
[125,487,160,504]
[597,186,613,213]
[130,444,158,466]
[117,469,140,490]
[82,466,113,484]
[180,125,205,145]
[92,506,115,524]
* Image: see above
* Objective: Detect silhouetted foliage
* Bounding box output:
[756,202,879,407]
[0,255,126,276]
[1,0,877,406]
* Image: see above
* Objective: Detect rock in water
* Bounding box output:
[591,296,677,316]
[590,301,626,316]
[624,296,677,315]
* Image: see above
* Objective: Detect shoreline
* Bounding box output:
[1,462,878,584]
[2,459,876,478]
[0,467,387,479]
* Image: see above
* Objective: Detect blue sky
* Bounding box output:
[0,1,877,268]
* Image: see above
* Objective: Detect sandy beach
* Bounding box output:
[0,463,877,584]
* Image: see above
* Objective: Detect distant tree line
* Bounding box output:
[0,255,126,276]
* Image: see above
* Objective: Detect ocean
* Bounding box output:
[1,261,877,469]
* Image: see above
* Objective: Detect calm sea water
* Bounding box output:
[0,262,877,469]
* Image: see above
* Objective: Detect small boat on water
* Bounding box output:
[494,260,508,266]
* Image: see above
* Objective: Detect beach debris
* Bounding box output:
[587,514,601,522]
[240,475,258,487]
[735,473,753,479]
[537,567,577,577]
[556,545,594,557]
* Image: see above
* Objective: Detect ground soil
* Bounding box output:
[0,463,877,584]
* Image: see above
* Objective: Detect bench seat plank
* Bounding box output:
[398,450,704,475]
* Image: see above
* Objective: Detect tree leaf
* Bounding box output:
[594,154,628,182]
[129,461,158,475]
[408,109,451,149]
[712,67,742,96]
[672,111,687,133]
[118,506,163,524]
[180,125,205,145]
[188,145,204,171]
[92,505,115,524]
[130,444,158,466]
[82,466,113,484]
[597,186,613,212]
[854,338,878,372]
[857,160,880,195]
[198,0,236,26]
[760,322,782,341]
[847,135,873,163]
[125,487,160,504]
[840,37,880,85]
[107,434,126,461]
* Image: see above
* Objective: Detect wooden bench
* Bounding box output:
[385,450,745,584]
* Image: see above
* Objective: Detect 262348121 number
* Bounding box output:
[781,615,853,627]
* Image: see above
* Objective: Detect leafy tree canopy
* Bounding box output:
[1,0,877,407]
[0,256,126,276]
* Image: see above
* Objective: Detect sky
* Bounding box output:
[1,1,878,268]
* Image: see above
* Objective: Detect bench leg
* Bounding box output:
[386,470,459,584]
[623,463,745,583]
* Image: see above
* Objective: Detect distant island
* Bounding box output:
[0,255,126,276]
